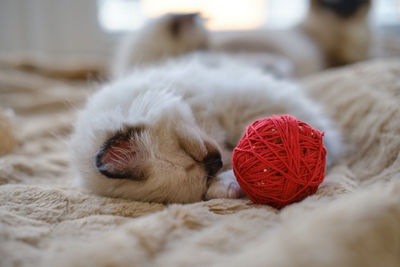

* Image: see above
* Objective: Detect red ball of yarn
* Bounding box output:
[232,115,326,209]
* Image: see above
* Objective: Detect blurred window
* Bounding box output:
[98,0,400,32]
[98,0,146,31]
[372,0,400,25]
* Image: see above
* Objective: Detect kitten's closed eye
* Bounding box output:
[176,125,207,162]
[175,124,223,176]
[202,152,222,177]
[95,128,146,180]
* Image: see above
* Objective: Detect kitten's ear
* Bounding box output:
[95,128,146,180]
[169,13,200,38]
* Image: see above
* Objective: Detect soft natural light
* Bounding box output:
[371,0,400,25]
[98,0,146,31]
[265,0,308,28]
[98,0,400,32]
[98,0,307,31]
[140,0,266,30]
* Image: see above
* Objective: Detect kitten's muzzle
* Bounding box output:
[202,152,222,177]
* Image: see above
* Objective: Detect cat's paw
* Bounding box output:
[205,170,245,200]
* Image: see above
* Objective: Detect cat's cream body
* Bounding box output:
[112,13,209,79]
[71,53,342,203]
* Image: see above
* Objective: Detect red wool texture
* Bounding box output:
[232,115,326,209]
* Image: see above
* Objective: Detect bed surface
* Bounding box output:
[1,59,400,267]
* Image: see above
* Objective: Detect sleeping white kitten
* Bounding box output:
[70,13,342,203]
[71,50,342,203]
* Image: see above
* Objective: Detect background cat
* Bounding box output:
[112,0,371,78]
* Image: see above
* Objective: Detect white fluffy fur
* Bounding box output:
[71,52,342,203]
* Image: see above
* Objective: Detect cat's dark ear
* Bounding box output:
[95,128,146,180]
[169,12,200,38]
[314,0,370,17]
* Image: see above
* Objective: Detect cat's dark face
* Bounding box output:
[168,13,201,39]
[315,0,370,18]
[163,12,208,49]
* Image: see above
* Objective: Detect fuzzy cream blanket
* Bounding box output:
[1,59,400,267]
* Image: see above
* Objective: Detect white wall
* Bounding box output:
[0,0,115,66]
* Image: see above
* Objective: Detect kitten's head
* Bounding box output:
[311,0,371,18]
[71,89,222,203]
[305,0,371,67]
[148,12,209,56]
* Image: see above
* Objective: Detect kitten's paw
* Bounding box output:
[206,170,245,200]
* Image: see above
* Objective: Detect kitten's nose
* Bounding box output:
[202,152,223,177]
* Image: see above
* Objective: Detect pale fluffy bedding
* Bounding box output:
[1,59,400,267]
